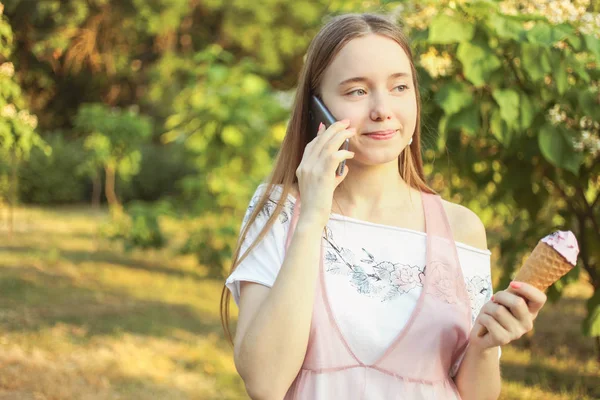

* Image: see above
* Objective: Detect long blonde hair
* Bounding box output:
[220,13,436,344]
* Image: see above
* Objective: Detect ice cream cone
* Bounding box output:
[511,241,575,291]
[477,231,578,338]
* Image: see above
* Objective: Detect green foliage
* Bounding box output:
[0,15,48,160]
[102,200,171,251]
[74,103,153,194]
[180,213,239,278]
[583,290,600,337]
[3,0,600,341]
[0,2,49,215]
[404,0,600,337]
[158,45,290,265]
[18,133,87,204]
[117,143,195,203]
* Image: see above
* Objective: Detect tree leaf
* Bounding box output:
[565,51,591,82]
[492,89,520,130]
[486,14,524,41]
[549,51,568,95]
[583,290,600,337]
[579,91,600,120]
[490,108,512,146]
[519,93,535,130]
[221,125,244,147]
[526,22,554,46]
[583,34,600,61]
[567,33,584,51]
[429,14,475,44]
[434,82,473,116]
[457,41,502,87]
[538,124,582,175]
[521,43,552,82]
[447,106,480,136]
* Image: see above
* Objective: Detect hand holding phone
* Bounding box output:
[308,96,350,176]
[296,114,356,228]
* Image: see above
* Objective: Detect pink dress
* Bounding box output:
[283,192,472,399]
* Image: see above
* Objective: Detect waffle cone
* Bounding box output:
[477,241,574,337]
[513,241,574,291]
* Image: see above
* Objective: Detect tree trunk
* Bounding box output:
[104,162,122,218]
[92,172,101,208]
[104,163,119,207]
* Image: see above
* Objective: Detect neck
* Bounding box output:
[333,159,418,215]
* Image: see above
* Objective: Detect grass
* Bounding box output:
[0,205,598,399]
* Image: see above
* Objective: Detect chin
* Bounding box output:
[354,152,403,167]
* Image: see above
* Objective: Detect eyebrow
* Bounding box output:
[338,72,410,87]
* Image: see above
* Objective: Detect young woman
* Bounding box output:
[221,13,547,400]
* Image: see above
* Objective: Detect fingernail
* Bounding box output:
[341,119,350,125]
[491,295,495,302]
[318,122,324,130]
[510,281,522,289]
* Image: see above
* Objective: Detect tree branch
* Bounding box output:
[576,185,600,242]
[552,177,582,217]
[504,53,528,94]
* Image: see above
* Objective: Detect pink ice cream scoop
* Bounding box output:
[540,230,579,266]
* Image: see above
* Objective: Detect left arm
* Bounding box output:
[449,206,547,400]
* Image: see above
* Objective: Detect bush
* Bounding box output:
[18,133,88,204]
[117,143,195,203]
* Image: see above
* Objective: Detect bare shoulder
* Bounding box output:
[440,198,488,251]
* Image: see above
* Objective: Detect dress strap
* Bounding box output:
[422,193,472,321]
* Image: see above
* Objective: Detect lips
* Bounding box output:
[364,129,398,136]
[363,129,398,140]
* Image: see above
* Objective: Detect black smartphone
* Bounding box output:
[308,95,350,176]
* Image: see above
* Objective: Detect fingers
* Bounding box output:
[328,149,355,172]
[313,119,354,152]
[314,119,350,140]
[492,290,531,323]
[483,302,530,338]
[334,162,350,186]
[506,281,547,314]
[315,122,327,136]
[321,129,355,157]
[477,313,511,346]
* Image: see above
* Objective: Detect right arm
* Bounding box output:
[233,119,356,400]
[234,214,323,400]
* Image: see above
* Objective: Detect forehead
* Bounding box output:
[323,34,412,84]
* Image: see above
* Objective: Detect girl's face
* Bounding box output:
[319,34,417,167]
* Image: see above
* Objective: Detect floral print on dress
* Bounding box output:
[243,188,295,227]
[322,225,493,319]
[426,260,461,304]
[465,275,492,324]
[322,226,425,302]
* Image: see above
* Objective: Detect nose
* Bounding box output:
[369,92,393,121]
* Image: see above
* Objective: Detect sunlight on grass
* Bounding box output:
[0,205,598,399]
[0,206,246,399]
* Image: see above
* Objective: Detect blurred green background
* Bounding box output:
[0,0,599,399]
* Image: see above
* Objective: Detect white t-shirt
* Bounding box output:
[226,184,499,376]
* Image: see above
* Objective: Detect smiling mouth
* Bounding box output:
[363,129,399,135]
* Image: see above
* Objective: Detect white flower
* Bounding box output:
[0,62,14,78]
[1,104,16,118]
[17,110,38,129]
[419,47,454,78]
[548,104,567,125]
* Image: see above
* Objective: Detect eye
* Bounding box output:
[394,84,409,92]
[347,88,367,96]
